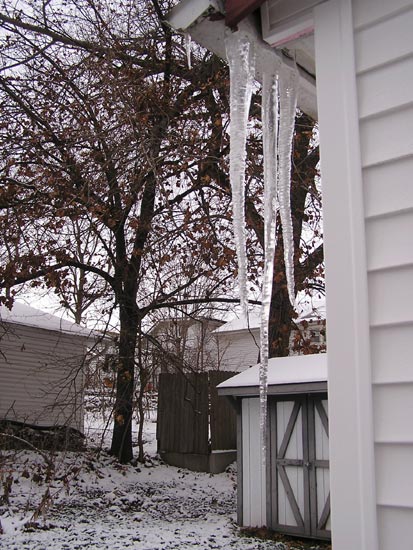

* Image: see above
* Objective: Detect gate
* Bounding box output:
[157,371,237,472]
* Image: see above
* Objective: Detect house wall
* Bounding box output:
[217,330,260,372]
[150,318,224,375]
[312,0,413,548]
[217,323,325,372]
[0,322,86,431]
[353,0,413,546]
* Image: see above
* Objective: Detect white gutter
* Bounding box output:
[166,0,318,119]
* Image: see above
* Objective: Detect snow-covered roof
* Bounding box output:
[213,311,260,334]
[217,353,327,391]
[0,301,96,338]
[213,301,325,334]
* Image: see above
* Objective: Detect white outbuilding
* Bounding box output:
[218,353,329,540]
[0,301,95,433]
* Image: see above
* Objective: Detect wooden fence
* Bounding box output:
[157,371,237,472]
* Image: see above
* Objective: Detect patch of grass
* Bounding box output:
[240,527,332,550]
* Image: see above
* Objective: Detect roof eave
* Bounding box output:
[166,1,318,119]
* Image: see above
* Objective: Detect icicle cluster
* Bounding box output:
[225,30,299,464]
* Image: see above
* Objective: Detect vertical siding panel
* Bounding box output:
[242,398,265,527]
[242,399,252,525]
[314,0,378,545]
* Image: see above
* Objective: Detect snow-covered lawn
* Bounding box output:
[0,406,329,549]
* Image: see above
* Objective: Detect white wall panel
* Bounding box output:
[357,55,413,119]
[218,332,260,372]
[375,444,413,507]
[366,210,413,271]
[0,323,85,430]
[354,8,413,73]
[373,384,413,443]
[363,156,413,219]
[352,0,413,30]
[371,324,413,384]
[360,105,413,168]
[377,506,413,550]
[368,265,413,326]
[242,398,265,526]
[353,0,413,542]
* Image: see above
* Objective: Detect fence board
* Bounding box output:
[210,371,237,450]
[157,372,209,454]
[157,371,237,457]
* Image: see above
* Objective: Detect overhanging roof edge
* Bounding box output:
[166,1,317,118]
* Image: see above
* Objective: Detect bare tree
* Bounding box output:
[0,0,237,462]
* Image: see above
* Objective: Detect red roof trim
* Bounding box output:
[225,0,266,28]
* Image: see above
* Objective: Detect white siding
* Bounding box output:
[353,1,413,547]
[0,322,86,431]
[366,210,413,271]
[370,323,413,384]
[217,330,260,372]
[377,506,413,549]
[217,323,325,372]
[354,8,413,73]
[363,156,413,219]
[241,398,266,527]
[352,0,413,30]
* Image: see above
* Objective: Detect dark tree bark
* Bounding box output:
[267,115,322,358]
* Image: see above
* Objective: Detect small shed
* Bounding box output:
[0,302,95,434]
[218,353,329,540]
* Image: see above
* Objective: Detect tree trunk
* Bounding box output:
[268,241,294,358]
[110,300,139,463]
[136,329,150,463]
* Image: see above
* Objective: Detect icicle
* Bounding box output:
[278,66,299,305]
[259,60,281,461]
[225,30,256,317]
[184,33,192,70]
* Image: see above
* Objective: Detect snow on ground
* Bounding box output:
[0,402,325,550]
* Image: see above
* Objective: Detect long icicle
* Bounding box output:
[278,66,299,306]
[225,31,256,317]
[184,33,192,70]
[259,59,280,466]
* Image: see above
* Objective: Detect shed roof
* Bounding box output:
[217,353,327,395]
[0,301,96,338]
